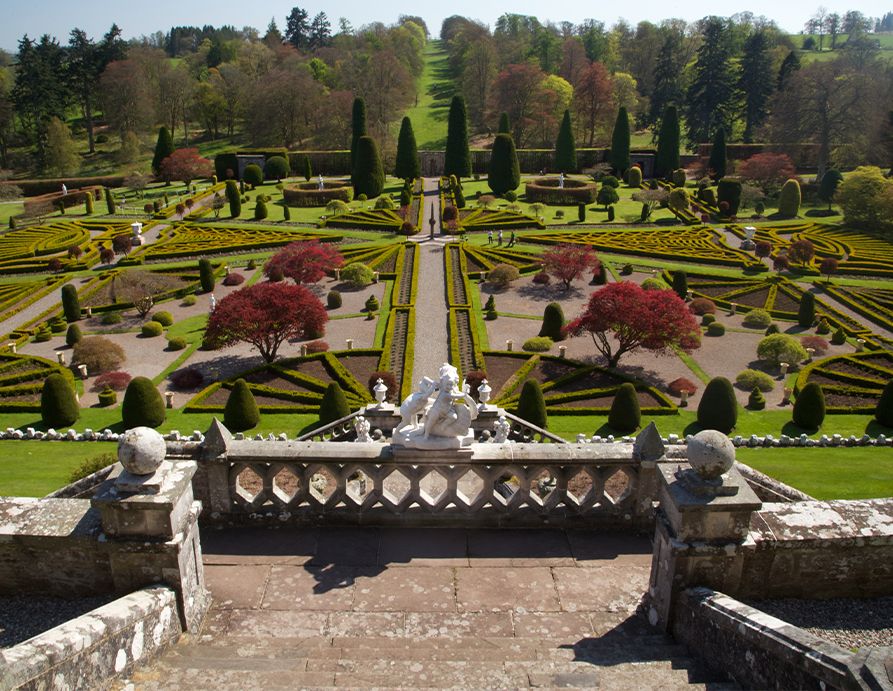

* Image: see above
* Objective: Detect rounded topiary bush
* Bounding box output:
[626,166,643,187]
[92,371,132,391]
[747,387,766,410]
[538,302,565,341]
[374,196,395,210]
[98,387,117,407]
[697,376,737,433]
[522,336,553,352]
[305,339,329,353]
[223,378,260,432]
[702,313,717,326]
[516,379,547,429]
[706,322,726,336]
[141,321,164,337]
[365,295,379,312]
[242,164,263,187]
[831,328,847,345]
[757,334,807,368]
[816,317,831,335]
[41,373,79,427]
[875,380,893,428]
[152,311,173,327]
[608,383,640,433]
[65,323,82,347]
[792,382,825,429]
[736,369,774,392]
[264,155,290,181]
[642,277,669,291]
[340,262,374,289]
[487,263,520,288]
[182,295,197,307]
[689,298,716,315]
[742,309,772,329]
[34,328,52,343]
[778,178,801,218]
[167,336,187,351]
[668,378,699,396]
[532,271,550,285]
[121,376,165,429]
[222,272,245,286]
[319,382,350,426]
[327,290,342,309]
[765,323,780,335]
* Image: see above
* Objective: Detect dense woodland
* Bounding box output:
[0,7,892,178]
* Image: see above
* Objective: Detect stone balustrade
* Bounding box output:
[191,420,675,529]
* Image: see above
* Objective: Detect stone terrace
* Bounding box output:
[122,527,737,689]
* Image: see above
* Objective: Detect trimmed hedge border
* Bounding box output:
[283,181,352,207]
[524,177,597,205]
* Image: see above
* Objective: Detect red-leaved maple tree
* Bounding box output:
[541,244,601,291]
[263,241,344,284]
[204,283,327,362]
[566,282,701,367]
[158,148,213,185]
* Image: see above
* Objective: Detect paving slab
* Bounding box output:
[456,566,560,613]
[352,566,456,612]
[467,528,575,567]
[203,564,269,609]
[261,565,367,611]
[552,565,649,613]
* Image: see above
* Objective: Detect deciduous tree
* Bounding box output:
[542,244,600,291]
[566,281,701,367]
[263,241,343,284]
[737,153,796,194]
[158,148,213,185]
[204,282,328,362]
[572,61,613,148]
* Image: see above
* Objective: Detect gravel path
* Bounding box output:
[0,277,75,336]
[745,597,893,650]
[409,178,451,386]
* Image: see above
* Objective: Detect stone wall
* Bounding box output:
[672,588,868,690]
[0,586,182,690]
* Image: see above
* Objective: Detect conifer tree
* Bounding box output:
[648,36,684,126]
[654,106,680,179]
[488,133,520,196]
[352,136,385,198]
[777,50,801,91]
[444,95,471,178]
[610,107,630,176]
[554,110,577,173]
[685,17,738,147]
[739,30,774,142]
[152,126,174,177]
[394,116,420,180]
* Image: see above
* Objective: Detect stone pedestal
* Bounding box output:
[647,434,761,631]
[91,442,209,632]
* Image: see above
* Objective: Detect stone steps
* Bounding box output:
[126,632,736,690]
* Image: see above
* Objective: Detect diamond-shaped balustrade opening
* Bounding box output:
[235,467,264,503]
[419,470,447,506]
[382,469,411,505]
[567,469,594,505]
[456,470,485,506]
[530,468,557,502]
[346,469,373,504]
[309,468,337,504]
[272,467,301,502]
[604,468,632,505]
[493,469,519,506]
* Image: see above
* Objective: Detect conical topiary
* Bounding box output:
[554,109,577,173]
[672,271,688,300]
[516,379,547,429]
[65,323,82,347]
[697,376,738,433]
[498,112,511,134]
[319,382,350,425]
[352,136,385,199]
[394,116,420,180]
[798,292,815,328]
[747,387,766,410]
[41,372,79,427]
[152,126,174,176]
[538,302,565,341]
[792,382,825,429]
[199,258,215,293]
[608,383,641,433]
[875,380,893,428]
[61,284,81,322]
[223,378,260,432]
[610,107,630,176]
[488,133,520,196]
[778,179,801,217]
[121,376,165,429]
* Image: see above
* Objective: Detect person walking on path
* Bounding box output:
[487,231,493,245]
[497,230,503,246]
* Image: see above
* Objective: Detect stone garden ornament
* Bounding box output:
[393,364,478,449]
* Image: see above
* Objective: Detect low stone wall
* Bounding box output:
[672,588,869,690]
[0,586,182,690]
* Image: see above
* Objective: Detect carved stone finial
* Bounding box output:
[687,430,735,480]
[202,418,233,458]
[117,426,166,475]
[633,422,665,461]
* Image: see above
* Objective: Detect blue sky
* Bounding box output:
[3,1,890,52]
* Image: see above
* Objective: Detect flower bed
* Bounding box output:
[0,352,74,412]
[794,351,893,413]
[524,177,597,205]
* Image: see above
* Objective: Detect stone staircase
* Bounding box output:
[127,626,736,689]
[119,526,737,690]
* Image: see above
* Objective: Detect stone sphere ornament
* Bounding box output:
[687,430,736,480]
[117,426,167,475]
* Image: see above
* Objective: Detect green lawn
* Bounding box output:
[404,40,454,150]
[0,439,117,497]
[736,447,893,500]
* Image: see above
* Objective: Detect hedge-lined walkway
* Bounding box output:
[408,178,451,385]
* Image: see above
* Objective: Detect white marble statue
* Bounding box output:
[354,415,372,443]
[395,377,436,433]
[493,415,511,444]
[558,172,565,189]
[393,364,478,449]
[318,174,324,190]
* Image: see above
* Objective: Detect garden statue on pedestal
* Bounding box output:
[393,364,478,449]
